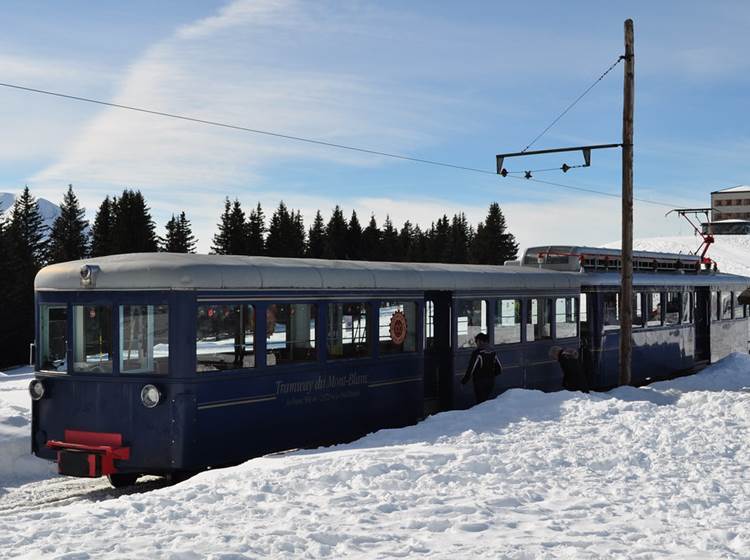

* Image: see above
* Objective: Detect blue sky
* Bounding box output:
[1,0,749,252]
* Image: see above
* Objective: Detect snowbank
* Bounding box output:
[0,378,57,489]
[1,354,750,558]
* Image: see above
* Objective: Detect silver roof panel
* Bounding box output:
[35,253,581,292]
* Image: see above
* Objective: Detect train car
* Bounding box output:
[30,253,580,486]
[523,246,750,389]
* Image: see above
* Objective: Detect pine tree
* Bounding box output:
[380,216,400,261]
[110,189,158,254]
[346,210,362,260]
[427,215,451,262]
[162,211,197,253]
[47,184,89,264]
[361,214,381,261]
[323,205,348,259]
[410,225,428,262]
[306,210,326,258]
[246,203,265,255]
[211,198,247,255]
[398,220,414,263]
[266,201,305,257]
[446,212,471,264]
[471,202,519,264]
[90,196,115,257]
[3,187,47,366]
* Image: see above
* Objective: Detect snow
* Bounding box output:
[1,355,750,558]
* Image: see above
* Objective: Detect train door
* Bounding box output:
[694,287,711,362]
[423,291,453,415]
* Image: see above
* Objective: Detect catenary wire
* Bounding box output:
[0,80,683,209]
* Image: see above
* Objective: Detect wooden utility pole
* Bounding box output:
[620,19,635,386]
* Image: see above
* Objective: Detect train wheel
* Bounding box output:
[169,470,198,484]
[107,473,140,488]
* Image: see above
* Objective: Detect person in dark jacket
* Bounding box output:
[550,345,589,393]
[461,333,503,403]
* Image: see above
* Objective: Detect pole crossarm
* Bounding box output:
[496,143,622,174]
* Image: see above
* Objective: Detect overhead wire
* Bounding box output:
[0,79,685,209]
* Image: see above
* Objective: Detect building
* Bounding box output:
[711,185,750,221]
[703,185,750,235]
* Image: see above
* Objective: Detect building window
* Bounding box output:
[73,305,113,373]
[632,292,644,327]
[196,304,254,371]
[457,299,486,348]
[733,292,744,319]
[555,297,577,339]
[40,304,67,372]
[527,298,551,341]
[711,291,719,321]
[120,304,169,374]
[379,301,417,354]
[327,302,369,359]
[665,293,680,325]
[494,299,521,344]
[648,293,662,326]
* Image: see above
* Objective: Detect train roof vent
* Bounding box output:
[522,246,704,273]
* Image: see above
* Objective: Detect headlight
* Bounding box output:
[140,384,161,408]
[29,379,46,401]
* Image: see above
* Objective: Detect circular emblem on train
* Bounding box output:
[389,310,407,345]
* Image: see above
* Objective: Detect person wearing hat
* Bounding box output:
[550,345,589,393]
[461,333,503,403]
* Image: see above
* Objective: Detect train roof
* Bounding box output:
[580,271,750,288]
[35,253,581,292]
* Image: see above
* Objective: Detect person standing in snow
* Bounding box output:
[461,333,503,403]
[549,345,589,393]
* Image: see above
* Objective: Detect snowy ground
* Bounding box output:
[1,354,750,558]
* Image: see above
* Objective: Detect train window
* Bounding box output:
[527,298,551,341]
[72,305,113,373]
[425,300,435,350]
[119,305,169,374]
[733,292,744,319]
[327,302,369,359]
[196,304,255,371]
[603,293,619,330]
[494,299,521,344]
[266,303,317,366]
[379,301,417,354]
[579,293,589,338]
[665,292,680,325]
[632,293,644,327]
[711,291,719,321]
[456,299,486,348]
[647,293,663,326]
[40,304,67,372]
[720,292,732,320]
[681,292,692,323]
[554,297,577,339]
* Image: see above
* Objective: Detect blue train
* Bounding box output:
[30,248,750,486]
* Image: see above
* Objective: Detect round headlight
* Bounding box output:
[29,379,45,401]
[140,384,161,408]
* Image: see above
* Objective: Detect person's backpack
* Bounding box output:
[478,349,501,378]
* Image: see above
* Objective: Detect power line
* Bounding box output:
[520,56,624,153]
[0,80,682,208]
[0,81,497,176]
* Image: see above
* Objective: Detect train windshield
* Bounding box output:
[119,304,169,374]
[73,305,113,373]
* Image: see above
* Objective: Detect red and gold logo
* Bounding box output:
[389,310,407,345]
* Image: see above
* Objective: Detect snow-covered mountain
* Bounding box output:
[0,191,61,231]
